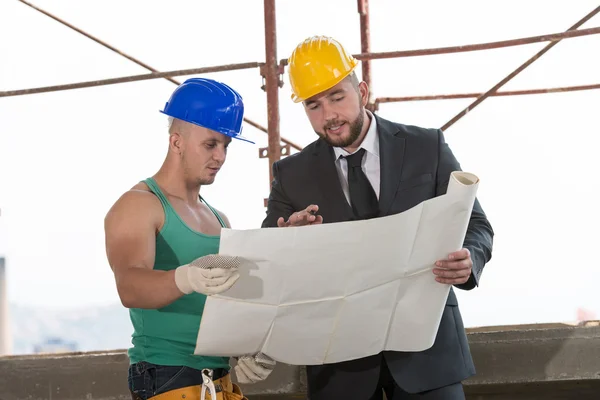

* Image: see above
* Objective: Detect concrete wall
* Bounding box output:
[1,322,599,400]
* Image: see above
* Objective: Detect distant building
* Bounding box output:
[33,337,78,354]
[0,256,12,356]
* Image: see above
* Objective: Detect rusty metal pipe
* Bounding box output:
[16,0,180,86]
[263,0,281,187]
[14,0,302,150]
[243,118,303,151]
[280,26,600,66]
[0,63,262,97]
[358,0,373,107]
[441,6,600,131]
[375,83,600,103]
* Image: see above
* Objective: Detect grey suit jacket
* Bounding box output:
[261,115,494,398]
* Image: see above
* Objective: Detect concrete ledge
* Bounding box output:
[466,321,600,385]
[1,322,599,400]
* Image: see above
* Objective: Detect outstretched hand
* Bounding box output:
[277,204,323,227]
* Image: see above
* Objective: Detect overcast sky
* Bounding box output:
[1,0,599,328]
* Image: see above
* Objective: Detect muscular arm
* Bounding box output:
[262,161,295,228]
[104,190,184,309]
[435,129,494,290]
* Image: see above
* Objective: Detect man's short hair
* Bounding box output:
[345,71,360,93]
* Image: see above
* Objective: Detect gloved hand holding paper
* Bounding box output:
[194,171,480,365]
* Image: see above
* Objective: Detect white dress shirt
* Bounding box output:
[333,111,380,206]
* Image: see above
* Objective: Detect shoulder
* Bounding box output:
[211,207,232,228]
[107,182,163,215]
[398,124,440,140]
[377,115,441,142]
[273,139,320,173]
[104,182,164,232]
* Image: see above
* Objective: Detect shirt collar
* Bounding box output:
[333,110,379,160]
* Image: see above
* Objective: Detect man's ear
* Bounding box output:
[169,132,183,155]
[358,81,370,106]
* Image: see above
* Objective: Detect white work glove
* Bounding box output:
[174,254,241,296]
[233,352,276,384]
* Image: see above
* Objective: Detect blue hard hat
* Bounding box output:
[160,78,253,144]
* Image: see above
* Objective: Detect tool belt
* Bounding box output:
[132,369,247,400]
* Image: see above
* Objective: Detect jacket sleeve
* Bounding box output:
[261,160,296,228]
[435,129,494,290]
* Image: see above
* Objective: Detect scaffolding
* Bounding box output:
[2,0,599,193]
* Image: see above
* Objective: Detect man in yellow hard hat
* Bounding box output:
[262,36,494,399]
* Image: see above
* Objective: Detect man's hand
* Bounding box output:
[277,204,323,227]
[233,352,276,384]
[174,255,241,295]
[433,248,472,285]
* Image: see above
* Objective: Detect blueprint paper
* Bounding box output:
[194,171,480,365]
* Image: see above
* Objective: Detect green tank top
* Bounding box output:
[127,177,230,371]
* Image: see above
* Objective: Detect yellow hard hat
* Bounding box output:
[287,36,359,103]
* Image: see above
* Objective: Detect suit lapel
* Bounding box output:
[312,139,354,222]
[376,116,406,216]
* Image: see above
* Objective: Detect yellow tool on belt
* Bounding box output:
[146,369,248,400]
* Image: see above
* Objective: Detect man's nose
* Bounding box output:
[213,146,226,162]
[321,102,338,122]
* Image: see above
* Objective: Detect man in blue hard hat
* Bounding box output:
[104,78,275,400]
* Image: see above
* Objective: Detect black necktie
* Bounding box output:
[343,148,379,220]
